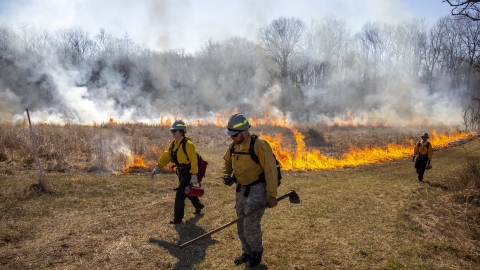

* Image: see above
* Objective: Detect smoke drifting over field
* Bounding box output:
[1,65,464,127]
[0,16,475,127]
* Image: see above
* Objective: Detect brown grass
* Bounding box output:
[0,124,479,269]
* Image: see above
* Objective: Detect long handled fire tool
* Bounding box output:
[179,190,300,249]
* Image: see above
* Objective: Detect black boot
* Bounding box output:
[195,204,204,214]
[169,218,182,224]
[249,249,263,267]
[234,253,250,265]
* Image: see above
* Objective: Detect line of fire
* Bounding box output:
[120,112,477,174]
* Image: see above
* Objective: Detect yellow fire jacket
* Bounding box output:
[223,133,278,197]
[157,137,198,175]
[413,140,433,161]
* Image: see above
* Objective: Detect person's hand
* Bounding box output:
[266,196,278,208]
[411,156,415,162]
[190,175,198,184]
[223,175,234,186]
[151,165,160,179]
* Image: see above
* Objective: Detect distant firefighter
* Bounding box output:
[412,132,433,182]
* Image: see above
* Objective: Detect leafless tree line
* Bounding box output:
[445,0,480,21]
[0,14,479,129]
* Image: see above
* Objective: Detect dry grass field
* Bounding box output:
[1,123,479,269]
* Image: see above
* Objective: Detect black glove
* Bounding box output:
[427,160,431,165]
[223,175,234,186]
[411,156,415,162]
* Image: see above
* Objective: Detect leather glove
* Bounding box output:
[190,175,198,184]
[266,196,278,208]
[411,156,415,162]
[223,175,234,186]
[151,165,160,179]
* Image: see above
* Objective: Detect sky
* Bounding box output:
[0,0,454,54]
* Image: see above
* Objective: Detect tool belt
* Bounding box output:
[176,164,191,169]
[417,154,428,160]
[236,178,266,197]
[173,163,191,175]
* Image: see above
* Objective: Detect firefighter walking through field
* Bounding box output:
[151,120,204,224]
[412,132,433,182]
[222,113,278,267]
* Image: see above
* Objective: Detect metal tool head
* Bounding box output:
[288,190,300,204]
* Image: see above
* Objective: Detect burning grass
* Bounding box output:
[0,121,474,174]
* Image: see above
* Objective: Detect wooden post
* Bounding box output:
[26,108,46,188]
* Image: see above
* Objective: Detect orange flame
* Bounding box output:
[262,128,475,171]
[122,153,148,174]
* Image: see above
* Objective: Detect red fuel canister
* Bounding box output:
[184,183,204,197]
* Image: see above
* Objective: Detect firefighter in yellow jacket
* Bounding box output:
[412,132,433,182]
[151,120,204,224]
[222,113,278,267]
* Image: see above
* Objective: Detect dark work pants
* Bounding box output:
[174,168,203,220]
[235,183,266,254]
[415,157,428,181]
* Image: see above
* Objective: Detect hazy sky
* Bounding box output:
[0,0,453,54]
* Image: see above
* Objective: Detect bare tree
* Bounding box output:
[355,22,386,95]
[305,14,351,87]
[0,24,16,63]
[395,19,428,78]
[258,17,306,80]
[424,17,450,84]
[457,17,480,91]
[95,28,115,58]
[54,27,94,64]
[444,0,480,21]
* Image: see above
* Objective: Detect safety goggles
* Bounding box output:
[171,129,180,133]
[230,130,242,137]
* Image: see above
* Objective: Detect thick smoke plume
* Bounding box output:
[0,14,478,128]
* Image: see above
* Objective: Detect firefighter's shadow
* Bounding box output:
[149,214,217,269]
[423,180,448,190]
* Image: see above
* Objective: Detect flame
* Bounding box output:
[262,128,475,171]
[122,153,148,174]
[94,112,476,173]
[154,109,289,128]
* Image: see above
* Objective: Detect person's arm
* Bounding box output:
[427,143,433,163]
[256,140,278,198]
[151,141,174,179]
[157,141,174,167]
[185,140,198,175]
[222,146,235,185]
[413,142,419,157]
